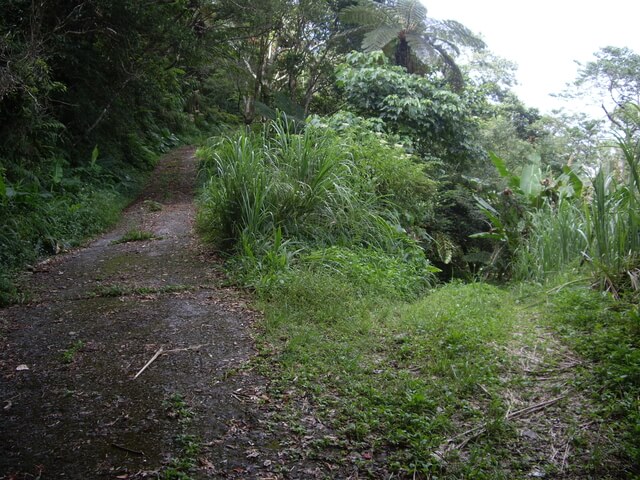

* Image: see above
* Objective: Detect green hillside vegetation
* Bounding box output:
[1,1,638,477]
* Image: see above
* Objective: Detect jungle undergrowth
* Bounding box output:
[196,116,637,478]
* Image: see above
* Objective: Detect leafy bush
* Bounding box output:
[335,51,480,167]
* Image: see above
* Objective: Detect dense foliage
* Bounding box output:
[0,0,227,289]
[197,115,438,298]
[1,1,639,475]
[336,51,481,165]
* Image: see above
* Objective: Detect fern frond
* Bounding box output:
[405,32,435,62]
[392,0,427,30]
[431,37,461,57]
[340,4,387,27]
[363,25,401,52]
[431,43,465,92]
[439,20,486,50]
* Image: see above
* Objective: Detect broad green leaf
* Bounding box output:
[474,194,499,216]
[562,166,583,197]
[479,209,504,229]
[91,145,99,166]
[489,151,510,178]
[489,151,521,190]
[520,163,542,198]
[52,162,63,184]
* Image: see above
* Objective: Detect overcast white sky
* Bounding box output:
[423,0,640,117]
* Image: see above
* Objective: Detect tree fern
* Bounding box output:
[340,0,484,87]
[391,0,428,30]
[363,25,401,52]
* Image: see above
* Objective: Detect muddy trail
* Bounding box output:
[0,147,284,479]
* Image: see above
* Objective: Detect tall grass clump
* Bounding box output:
[513,126,639,297]
[585,132,639,295]
[197,114,438,299]
[514,199,587,282]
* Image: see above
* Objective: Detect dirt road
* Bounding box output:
[1,147,278,479]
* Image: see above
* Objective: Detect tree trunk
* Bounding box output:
[395,36,413,73]
[242,95,255,125]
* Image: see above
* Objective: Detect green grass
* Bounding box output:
[163,393,195,424]
[161,393,201,480]
[543,285,640,475]
[90,283,192,298]
[143,199,163,212]
[111,228,158,244]
[249,273,639,478]
[163,434,201,480]
[61,339,85,364]
[255,279,533,477]
[0,273,18,306]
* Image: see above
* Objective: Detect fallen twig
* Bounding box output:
[133,347,163,379]
[505,395,566,420]
[132,344,211,379]
[111,443,145,456]
[523,362,582,375]
[478,384,491,396]
[163,344,208,354]
[443,395,567,451]
[560,439,571,472]
[230,393,243,402]
[445,423,487,444]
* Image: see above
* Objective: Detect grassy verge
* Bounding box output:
[542,286,640,475]
[245,275,636,478]
[0,165,147,305]
[111,228,159,245]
